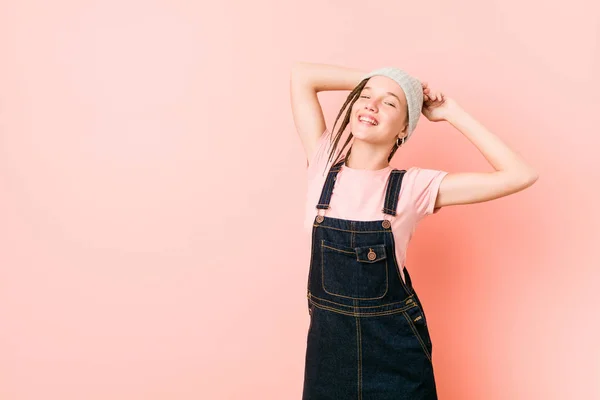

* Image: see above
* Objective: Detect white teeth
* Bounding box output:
[359,116,377,125]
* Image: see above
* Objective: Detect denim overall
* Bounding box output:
[302,159,438,400]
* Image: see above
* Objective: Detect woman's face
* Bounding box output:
[350,76,408,145]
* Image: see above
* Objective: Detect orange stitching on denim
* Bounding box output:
[354,244,386,263]
[402,311,432,362]
[382,172,394,214]
[384,173,396,214]
[312,225,387,234]
[307,225,317,295]
[309,300,417,317]
[392,170,402,212]
[322,243,354,255]
[322,240,353,252]
[321,238,389,300]
[356,312,362,399]
[321,240,325,294]
[309,292,415,310]
[322,241,388,263]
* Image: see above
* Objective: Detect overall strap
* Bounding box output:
[316,159,345,210]
[382,169,407,216]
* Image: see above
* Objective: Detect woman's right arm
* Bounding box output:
[289,62,366,164]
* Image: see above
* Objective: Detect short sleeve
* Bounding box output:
[306,128,334,181]
[404,167,448,220]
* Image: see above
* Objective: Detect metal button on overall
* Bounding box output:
[367,248,377,261]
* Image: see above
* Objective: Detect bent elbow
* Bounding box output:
[519,169,539,188]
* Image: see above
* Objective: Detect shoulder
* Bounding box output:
[402,166,448,184]
[399,166,449,218]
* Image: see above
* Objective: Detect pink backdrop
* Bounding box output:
[1,0,598,399]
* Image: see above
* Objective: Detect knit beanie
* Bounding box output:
[360,67,423,141]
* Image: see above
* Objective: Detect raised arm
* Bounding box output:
[289,62,365,164]
[419,85,539,209]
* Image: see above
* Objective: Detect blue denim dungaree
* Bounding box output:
[302,158,438,400]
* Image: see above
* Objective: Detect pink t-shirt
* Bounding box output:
[305,129,448,283]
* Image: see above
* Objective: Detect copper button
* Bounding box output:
[382,220,391,229]
[316,215,324,223]
[367,248,377,261]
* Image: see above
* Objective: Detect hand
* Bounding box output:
[421,81,462,122]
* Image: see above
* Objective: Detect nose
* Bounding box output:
[365,99,378,112]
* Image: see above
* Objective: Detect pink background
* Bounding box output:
[1,0,598,399]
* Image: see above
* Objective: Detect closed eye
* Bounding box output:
[359,95,396,108]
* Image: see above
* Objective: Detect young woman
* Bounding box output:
[290,62,538,400]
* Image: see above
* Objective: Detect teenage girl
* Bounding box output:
[290,62,538,400]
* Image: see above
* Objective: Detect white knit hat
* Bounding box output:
[361,67,423,142]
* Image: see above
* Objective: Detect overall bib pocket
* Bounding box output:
[320,240,389,300]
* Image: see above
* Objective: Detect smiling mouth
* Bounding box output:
[358,115,378,126]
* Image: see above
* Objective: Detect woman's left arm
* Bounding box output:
[421,84,539,208]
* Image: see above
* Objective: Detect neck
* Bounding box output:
[345,140,391,170]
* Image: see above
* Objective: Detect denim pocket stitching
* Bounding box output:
[321,240,388,300]
[354,244,387,263]
[402,311,432,362]
[321,241,355,255]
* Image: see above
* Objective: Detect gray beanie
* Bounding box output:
[360,67,423,142]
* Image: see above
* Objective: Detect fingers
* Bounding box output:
[423,86,431,101]
[421,82,445,103]
[423,89,445,104]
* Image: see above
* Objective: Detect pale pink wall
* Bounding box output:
[0,0,598,399]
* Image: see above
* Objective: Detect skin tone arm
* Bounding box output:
[420,85,539,208]
[290,62,366,163]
